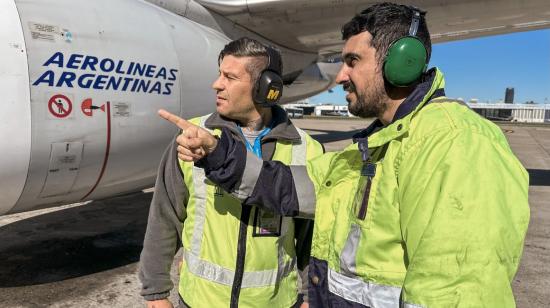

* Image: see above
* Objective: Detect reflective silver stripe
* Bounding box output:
[402,302,425,308]
[232,151,264,200]
[190,166,208,256]
[290,165,316,218]
[275,217,296,287]
[290,129,315,217]
[184,249,296,288]
[189,114,215,255]
[244,254,296,288]
[291,128,308,165]
[328,268,401,308]
[184,249,233,286]
[340,223,361,276]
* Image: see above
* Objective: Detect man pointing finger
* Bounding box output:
[140,37,323,308]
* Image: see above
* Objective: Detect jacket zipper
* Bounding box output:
[230,204,252,308]
[358,162,376,220]
[357,176,372,220]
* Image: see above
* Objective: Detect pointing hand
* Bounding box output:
[158,109,218,162]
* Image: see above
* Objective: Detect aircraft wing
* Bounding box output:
[196,0,550,57]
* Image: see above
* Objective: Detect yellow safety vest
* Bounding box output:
[179,114,323,307]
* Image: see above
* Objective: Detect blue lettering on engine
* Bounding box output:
[32,52,178,96]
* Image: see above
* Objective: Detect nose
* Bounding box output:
[335,64,350,85]
[212,74,224,92]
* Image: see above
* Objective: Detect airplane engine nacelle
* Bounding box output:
[0,0,228,215]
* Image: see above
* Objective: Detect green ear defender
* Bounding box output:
[383,9,428,87]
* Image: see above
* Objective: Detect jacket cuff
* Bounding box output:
[143,292,170,301]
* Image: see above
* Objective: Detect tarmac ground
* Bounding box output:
[0,117,548,307]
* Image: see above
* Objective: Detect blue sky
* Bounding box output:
[310,29,550,105]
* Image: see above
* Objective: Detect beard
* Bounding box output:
[346,77,387,118]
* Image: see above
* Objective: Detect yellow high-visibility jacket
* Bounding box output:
[200,68,530,307]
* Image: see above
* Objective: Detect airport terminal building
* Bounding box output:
[285,100,550,123]
[467,103,550,123]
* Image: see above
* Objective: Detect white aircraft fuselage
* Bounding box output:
[0,0,326,215]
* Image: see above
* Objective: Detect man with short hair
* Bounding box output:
[139,37,323,308]
[165,3,530,307]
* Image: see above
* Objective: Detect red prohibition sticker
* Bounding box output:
[48,94,72,118]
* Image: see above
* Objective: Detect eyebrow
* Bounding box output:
[220,69,240,78]
[342,52,361,62]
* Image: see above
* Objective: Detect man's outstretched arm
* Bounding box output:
[196,128,317,217]
[158,109,320,218]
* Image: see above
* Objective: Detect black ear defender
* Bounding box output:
[383,8,428,87]
[253,46,283,107]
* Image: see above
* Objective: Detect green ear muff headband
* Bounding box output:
[383,9,428,87]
